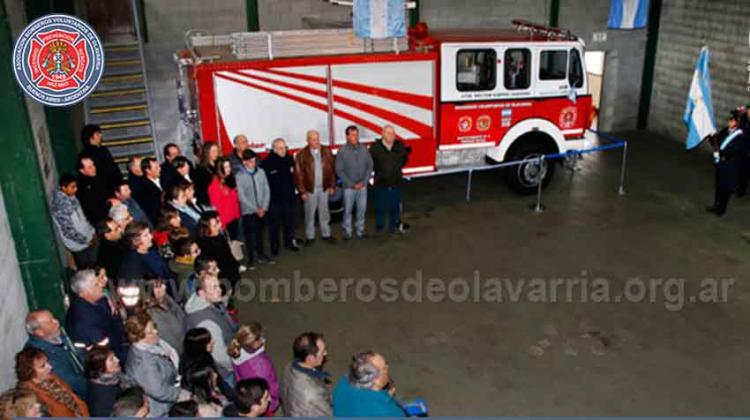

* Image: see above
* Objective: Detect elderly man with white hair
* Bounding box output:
[262,138,301,256]
[369,125,410,234]
[64,268,128,362]
[332,351,405,417]
[294,130,337,245]
[24,309,88,398]
[230,134,250,174]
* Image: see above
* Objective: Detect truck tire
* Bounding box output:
[504,142,555,195]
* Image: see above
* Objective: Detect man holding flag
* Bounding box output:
[707,111,744,216]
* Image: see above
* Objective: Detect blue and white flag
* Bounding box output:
[608,0,650,29]
[683,47,716,150]
[353,0,406,39]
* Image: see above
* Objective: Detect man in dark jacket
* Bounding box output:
[736,104,750,196]
[113,180,150,227]
[118,221,177,293]
[79,124,122,194]
[229,134,250,174]
[160,143,181,192]
[76,156,109,226]
[263,138,300,255]
[369,125,409,233]
[65,269,128,362]
[25,310,88,398]
[708,110,744,216]
[97,218,126,281]
[133,157,163,226]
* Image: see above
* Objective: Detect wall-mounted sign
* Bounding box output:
[12,14,104,107]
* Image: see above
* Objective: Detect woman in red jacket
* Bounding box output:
[208,158,241,240]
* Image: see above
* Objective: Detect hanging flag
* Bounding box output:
[683,47,716,150]
[353,0,406,39]
[608,0,650,30]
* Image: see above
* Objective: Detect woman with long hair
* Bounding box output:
[208,157,241,240]
[180,356,227,417]
[181,328,237,404]
[195,141,221,207]
[196,212,241,288]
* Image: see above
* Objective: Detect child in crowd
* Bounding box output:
[228,322,279,414]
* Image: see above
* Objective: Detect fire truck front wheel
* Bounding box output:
[504,141,556,195]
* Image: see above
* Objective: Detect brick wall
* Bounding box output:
[648,0,749,141]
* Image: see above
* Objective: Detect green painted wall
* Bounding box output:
[25,0,80,174]
[1,1,66,317]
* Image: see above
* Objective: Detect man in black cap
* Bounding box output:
[708,110,744,216]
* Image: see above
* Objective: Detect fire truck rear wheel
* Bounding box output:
[504,142,556,195]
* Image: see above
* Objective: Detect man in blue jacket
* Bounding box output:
[25,310,87,398]
[65,269,128,362]
[332,351,405,417]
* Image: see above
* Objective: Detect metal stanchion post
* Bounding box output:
[529,156,546,212]
[466,169,473,202]
[618,142,628,196]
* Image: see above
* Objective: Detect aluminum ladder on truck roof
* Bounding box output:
[185,28,409,62]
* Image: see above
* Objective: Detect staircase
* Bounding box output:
[85,39,157,172]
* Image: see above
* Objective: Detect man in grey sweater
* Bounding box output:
[335,126,374,239]
[235,149,272,265]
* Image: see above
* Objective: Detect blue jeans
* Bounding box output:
[374,186,401,232]
[343,187,367,237]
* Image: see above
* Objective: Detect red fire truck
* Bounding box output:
[177,20,593,193]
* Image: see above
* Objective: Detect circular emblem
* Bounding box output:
[12,14,104,107]
[477,115,491,131]
[559,106,578,129]
[458,116,473,133]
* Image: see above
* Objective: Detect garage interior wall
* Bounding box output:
[258,0,351,30]
[0,189,31,392]
[142,0,246,156]
[648,0,749,141]
[559,0,648,132]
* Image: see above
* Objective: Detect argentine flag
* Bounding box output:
[608,0,649,29]
[353,0,406,39]
[683,47,716,150]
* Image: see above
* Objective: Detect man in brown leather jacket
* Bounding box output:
[294,130,337,244]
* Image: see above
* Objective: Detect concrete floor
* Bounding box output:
[234,131,750,416]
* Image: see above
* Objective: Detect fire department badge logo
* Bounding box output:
[458,116,472,132]
[559,106,578,129]
[12,14,104,107]
[476,115,491,131]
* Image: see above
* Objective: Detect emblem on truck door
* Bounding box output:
[458,116,473,132]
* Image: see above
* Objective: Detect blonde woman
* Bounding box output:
[228,322,279,414]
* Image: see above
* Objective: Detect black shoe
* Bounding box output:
[343,234,352,241]
[257,254,276,264]
[322,236,337,244]
[285,244,300,252]
[357,234,368,240]
[271,250,279,257]
[304,239,315,246]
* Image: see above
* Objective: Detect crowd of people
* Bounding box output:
[0,123,425,418]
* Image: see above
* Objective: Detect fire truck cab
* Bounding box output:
[177,21,592,193]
